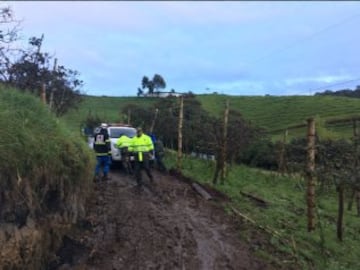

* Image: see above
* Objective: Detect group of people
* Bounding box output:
[92,123,167,189]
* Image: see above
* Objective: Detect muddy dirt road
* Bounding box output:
[50,169,281,270]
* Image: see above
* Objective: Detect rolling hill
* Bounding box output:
[62,94,360,140]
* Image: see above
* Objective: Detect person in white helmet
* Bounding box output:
[93,123,111,182]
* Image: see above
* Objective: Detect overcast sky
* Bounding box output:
[5,1,360,96]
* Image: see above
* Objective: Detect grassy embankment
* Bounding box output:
[0,86,94,190]
[0,86,95,269]
[165,152,359,270]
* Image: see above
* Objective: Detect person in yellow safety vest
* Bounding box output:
[116,134,133,175]
[131,127,154,189]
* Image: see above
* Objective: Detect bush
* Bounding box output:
[240,139,278,170]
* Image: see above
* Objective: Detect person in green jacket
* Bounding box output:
[131,127,154,189]
[116,134,133,175]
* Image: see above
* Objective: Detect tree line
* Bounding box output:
[137,73,186,97]
[120,95,267,171]
[315,85,360,98]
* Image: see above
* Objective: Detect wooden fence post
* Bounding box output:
[177,95,184,171]
[278,129,288,174]
[347,119,360,216]
[149,108,159,133]
[127,109,131,125]
[356,191,360,217]
[49,57,57,110]
[353,119,360,217]
[220,99,229,183]
[41,83,46,105]
[306,117,316,232]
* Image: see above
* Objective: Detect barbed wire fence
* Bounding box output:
[267,116,360,238]
[166,96,360,240]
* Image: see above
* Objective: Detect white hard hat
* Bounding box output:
[100,123,108,128]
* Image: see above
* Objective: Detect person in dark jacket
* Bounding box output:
[93,123,111,182]
[154,138,167,173]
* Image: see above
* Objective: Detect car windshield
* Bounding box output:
[109,127,136,138]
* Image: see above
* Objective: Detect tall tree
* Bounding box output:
[152,73,166,93]
[137,87,143,97]
[0,5,20,82]
[7,36,49,93]
[141,76,154,95]
[0,6,84,116]
[140,74,166,96]
[6,35,83,116]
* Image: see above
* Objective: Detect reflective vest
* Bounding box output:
[93,128,111,156]
[116,135,132,149]
[131,134,154,161]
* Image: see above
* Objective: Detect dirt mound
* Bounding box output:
[48,169,286,270]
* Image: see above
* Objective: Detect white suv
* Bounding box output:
[92,124,155,163]
[106,124,137,162]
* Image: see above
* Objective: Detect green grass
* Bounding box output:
[197,94,360,140]
[197,94,360,130]
[0,85,95,202]
[164,152,360,270]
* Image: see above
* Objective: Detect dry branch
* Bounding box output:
[230,206,281,238]
[239,191,270,207]
[192,183,212,200]
[230,206,307,262]
[230,206,282,236]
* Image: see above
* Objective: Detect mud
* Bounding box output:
[48,168,285,270]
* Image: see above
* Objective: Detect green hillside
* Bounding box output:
[62,94,360,140]
[197,94,360,140]
[197,94,360,129]
[61,95,158,133]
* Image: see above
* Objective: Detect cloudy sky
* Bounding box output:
[5,1,360,96]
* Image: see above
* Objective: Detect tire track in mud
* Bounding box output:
[51,170,276,270]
